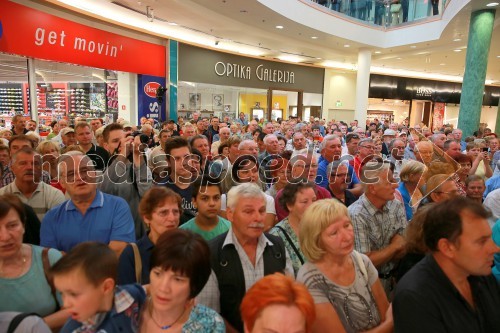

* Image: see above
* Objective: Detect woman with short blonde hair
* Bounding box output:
[297,199,393,333]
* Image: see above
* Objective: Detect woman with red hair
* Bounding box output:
[241,273,315,333]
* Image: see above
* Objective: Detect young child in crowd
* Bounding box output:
[50,242,146,333]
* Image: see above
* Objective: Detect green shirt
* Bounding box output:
[180,216,231,241]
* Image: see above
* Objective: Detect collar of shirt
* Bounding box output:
[359,193,391,214]
[222,228,273,250]
[11,180,44,195]
[65,190,104,211]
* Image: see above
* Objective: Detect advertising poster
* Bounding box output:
[433,102,445,130]
[137,74,167,124]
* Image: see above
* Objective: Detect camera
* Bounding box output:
[132,131,150,145]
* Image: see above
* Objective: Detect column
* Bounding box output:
[457,9,496,137]
[495,98,500,137]
[355,49,371,128]
[27,58,38,130]
[117,72,137,124]
[168,40,178,121]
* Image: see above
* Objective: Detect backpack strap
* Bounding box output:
[7,313,40,333]
[275,225,304,265]
[130,243,142,284]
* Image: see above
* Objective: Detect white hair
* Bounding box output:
[238,139,255,150]
[319,134,339,151]
[226,183,266,211]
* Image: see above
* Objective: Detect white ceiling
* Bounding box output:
[106,0,500,84]
[3,0,500,85]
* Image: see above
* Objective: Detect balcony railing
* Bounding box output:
[312,0,447,28]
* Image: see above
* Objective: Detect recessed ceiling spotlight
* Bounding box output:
[374,51,382,54]
[453,38,461,42]
[276,25,284,29]
[168,22,178,26]
[311,36,318,39]
[454,49,462,52]
[440,63,446,66]
[497,55,500,58]
[344,44,350,48]
[410,45,417,48]
[316,57,322,60]
[397,57,402,60]
[486,2,499,7]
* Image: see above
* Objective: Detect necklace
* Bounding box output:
[0,245,27,276]
[148,298,187,330]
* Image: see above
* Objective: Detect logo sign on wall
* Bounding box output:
[137,75,166,124]
[0,1,166,76]
[0,20,3,39]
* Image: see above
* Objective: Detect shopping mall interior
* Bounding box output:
[0,0,499,133]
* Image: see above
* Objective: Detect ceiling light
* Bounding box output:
[410,45,417,48]
[276,25,284,29]
[316,57,322,60]
[453,38,461,42]
[486,2,499,7]
[454,49,462,52]
[311,36,318,39]
[440,63,446,66]
[168,22,178,26]
[344,44,350,48]
[497,55,500,58]
[397,57,402,60]
[278,55,302,63]
[374,51,382,54]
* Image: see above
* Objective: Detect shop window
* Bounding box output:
[0,53,29,128]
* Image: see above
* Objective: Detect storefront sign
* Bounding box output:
[0,1,166,76]
[214,62,295,84]
[137,75,166,123]
[179,44,324,93]
[369,74,500,106]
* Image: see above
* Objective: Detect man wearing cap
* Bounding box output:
[381,129,396,157]
[60,127,77,148]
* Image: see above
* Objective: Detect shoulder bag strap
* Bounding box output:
[41,248,59,309]
[353,250,368,281]
[7,313,40,333]
[275,226,305,265]
[130,243,142,284]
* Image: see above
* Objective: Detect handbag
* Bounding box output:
[390,3,401,12]
[130,242,143,284]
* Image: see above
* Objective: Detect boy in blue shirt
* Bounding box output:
[50,242,146,333]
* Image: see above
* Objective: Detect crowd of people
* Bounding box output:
[0,111,499,333]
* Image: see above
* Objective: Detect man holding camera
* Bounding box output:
[100,123,152,239]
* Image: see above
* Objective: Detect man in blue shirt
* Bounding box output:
[41,152,135,256]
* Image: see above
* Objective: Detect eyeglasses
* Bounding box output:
[359,145,375,150]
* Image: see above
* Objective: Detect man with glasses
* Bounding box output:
[350,138,376,178]
[40,151,135,256]
[423,174,459,206]
[326,160,358,207]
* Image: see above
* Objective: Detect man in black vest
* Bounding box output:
[197,183,293,332]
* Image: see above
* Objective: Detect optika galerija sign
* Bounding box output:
[214,62,295,84]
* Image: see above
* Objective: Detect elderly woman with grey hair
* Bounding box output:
[396,160,426,221]
[297,199,393,333]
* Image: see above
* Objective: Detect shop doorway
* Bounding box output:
[410,100,432,128]
[267,88,303,121]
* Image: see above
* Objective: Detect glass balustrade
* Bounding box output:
[312,0,447,28]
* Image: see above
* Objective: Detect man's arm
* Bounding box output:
[109,198,136,248]
[109,241,129,257]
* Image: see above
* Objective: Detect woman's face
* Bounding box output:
[458,162,472,177]
[374,141,382,154]
[320,216,354,258]
[288,188,317,220]
[247,304,306,333]
[0,208,25,260]
[150,267,191,313]
[1,131,12,139]
[272,160,289,186]
[237,161,259,183]
[144,199,180,242]
[42,146,60,164]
